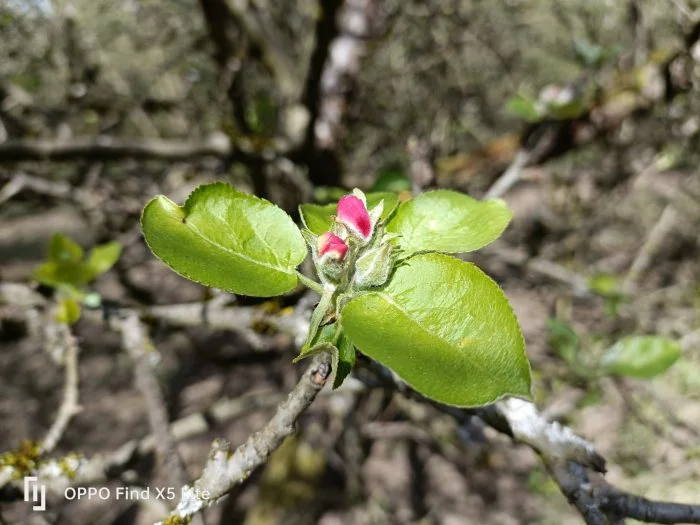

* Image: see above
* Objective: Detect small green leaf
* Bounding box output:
[588,273,620,296]
[547,318,579,364]
[141,183,307,297]
[297,287,336,359]
[341,253,530,407]
[86,241,122,279]
[386,190,512,255]
[55,297,81,325]
[35,234,90,288]
[300,192,399,235]
[505,95,541,122]
[49,233,83,264]
[295,323,338,362]
[599,335,681,379]
[548,100,587,120]
[333,333,356,389]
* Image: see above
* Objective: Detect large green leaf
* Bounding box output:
[300,192,399,235]
[141,183,307,297]
[386,190,512,255]
[599,335,681,379]
[341,253,530,407]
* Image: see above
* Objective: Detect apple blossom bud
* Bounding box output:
[317,232,348,261]
[337,194,372,241]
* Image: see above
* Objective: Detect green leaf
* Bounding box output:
[548,100,587,120]
[86,241,122,279]
[588,273,620,296]
[141,183,307,297]
[599,335,681,379]
[49,233,83,263]
[341,253,531,407]
[386,190,512,255]
[300,192,399,235]
[333,333,356,389]
[35,234,90,288]
[55,297,81,325]
[546,318,579,364]
[505,95,541,122]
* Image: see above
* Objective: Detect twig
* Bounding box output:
[497,397,606,472]
[156,351,332,524]
[224,0,299,99]
[300,0,376,185]
[623,204,678,293]
[40,323,81,454]
[0,172,71,205]
[117,313,189,492]
[484,149,531,199]
[0,135,235,162]
[482,243,591,294]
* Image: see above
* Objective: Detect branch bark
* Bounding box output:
[155,351,332,524]
[39,322,81,455]
[0,135,234,163]
[118,313,189,492]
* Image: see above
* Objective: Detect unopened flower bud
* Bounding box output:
[353,242,393,289]
[317,232,348,262]
[337,194,372,241]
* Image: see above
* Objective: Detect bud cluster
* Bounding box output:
[310,189,395,291]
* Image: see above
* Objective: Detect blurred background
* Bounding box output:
[1,0,699,523]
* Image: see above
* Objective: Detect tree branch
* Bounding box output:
[39,322,81,454]
[155,351,332,524]
[0,135,235,163]
[117,313,189,492]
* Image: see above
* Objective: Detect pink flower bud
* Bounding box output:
[337,195,372,240]
[317,232,348,261]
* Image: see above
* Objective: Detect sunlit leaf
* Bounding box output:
[141,183,307,297]
[341,253,530,407]
[386,190,512,255]
[86,241,122,279]
[55,297,81,325]
[599,335,681,379]
[505,95,541,122]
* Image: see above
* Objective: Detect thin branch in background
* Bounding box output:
[482,243,591,294]
[40,323,81,454]
[0,172,71,205]
[623,204,678,293]
[224,0,299,100]
[484,149,531,199]
[117,313,189,493]
[299,0,376,186]
[156,351,332,524]
[0,135,234,162]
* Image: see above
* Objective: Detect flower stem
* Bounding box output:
[296,271,324,294]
